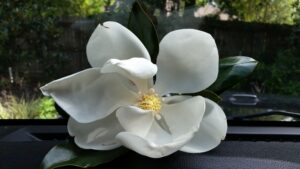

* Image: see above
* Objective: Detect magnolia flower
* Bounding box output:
[41,21,227,158]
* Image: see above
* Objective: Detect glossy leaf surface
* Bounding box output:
[209,56,258,94]
[128,0,159,63]
[41,142,128,169]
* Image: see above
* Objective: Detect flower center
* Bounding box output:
[137,89,161,112]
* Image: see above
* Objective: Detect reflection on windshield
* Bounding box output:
[221,92,300,121]
[0,0,299,121]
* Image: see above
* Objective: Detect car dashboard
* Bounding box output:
[1,120,300,169]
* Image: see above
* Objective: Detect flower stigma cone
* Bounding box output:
[137,88,162,119]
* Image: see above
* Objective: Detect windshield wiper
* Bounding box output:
[228,109,300,120]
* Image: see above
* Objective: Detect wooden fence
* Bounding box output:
[199,18,298,63]
[1,17,299,93]
[155,17,298,63]
[58,17,299,68]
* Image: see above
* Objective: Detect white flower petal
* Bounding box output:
[40,68,137,123]
[102,58,157,79]
[162,95,192,104]
[180,98,227,153]
[101,58,157,91]
[116,106,154,137]
[116,121,194,158]
[161,96,206,138]
[68,113,122,150]
[87,21,150,67]
[146,120,173,145]
[154,29,219,95]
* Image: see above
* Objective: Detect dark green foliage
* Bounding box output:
[0,0,76,62]
[216,0,297,25]
[128,0,159,63]
[0,0,80,86]
[250,50,300,96]
[41,142,128,169]
[235,23,300,96]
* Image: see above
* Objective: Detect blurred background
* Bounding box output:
[0,0,299,120]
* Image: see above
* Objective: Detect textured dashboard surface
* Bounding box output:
[1,141,300,169]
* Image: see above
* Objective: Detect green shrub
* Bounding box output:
[36,97,59,119]
[264,50,300,95]
[235,51,300,96]
[0,95,39,119]
[0,103,10,119]
[0,95,59,119]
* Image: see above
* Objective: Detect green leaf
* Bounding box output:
[209,56,258,94]
[128,0,159,63]
[198,90,222,103]
[184,90,222,103]
[41,142,128,169]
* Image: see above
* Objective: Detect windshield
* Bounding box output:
[0,0,299,121]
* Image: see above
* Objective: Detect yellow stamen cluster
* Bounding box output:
[138,90,161,112]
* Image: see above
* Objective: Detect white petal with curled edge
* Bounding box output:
[40,68,137,123]
[161,96,206,138]
[86,21,150,68]
[154,29,219,95]
[101,58,157,92]
[180,98,227,153]
[68,113,122,150]
[116,106,154,137]
[116,121,194,158]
